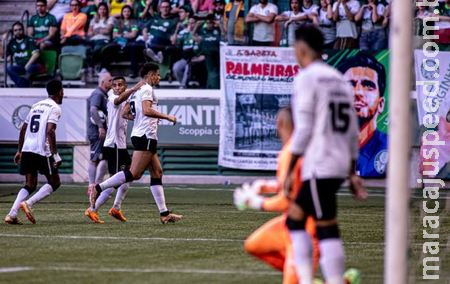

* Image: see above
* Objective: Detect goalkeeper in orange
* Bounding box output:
[233,107,319,284]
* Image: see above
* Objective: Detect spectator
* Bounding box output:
[143,1,178,65]
[48,0,71,22]
[133,0,152,19]
[172,5,192,45]
[191,0,214,16]
[28,0,58,50]
[318,0,336,49]
[60,0,88,45]
[414,0,432,48]
[355,0,386,50]
[196,15,221,88]
[6,22,43,87]
[332,0,360,49]
[223,0,246,45]
[246,0,278,46]
[300,0,319,24]
[275,0,305,46]
[110,0,133,18]
[82,0,106,23]
[101,5,138,71]
[172,16,199,88]
[169,0,189,14]
[212,0,225,38]
[433,0,450,45]
[88,2,114,69]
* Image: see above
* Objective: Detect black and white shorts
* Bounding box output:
[103,146,131,175]
[20,152,59,176]
[294,178,345,221]
[131,135,157,154]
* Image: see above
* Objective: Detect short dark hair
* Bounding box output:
[36,0,47,5]
[113,76,126,82]
[294,24,324,53]
[12,21,24,31]
[46,80,63,97]
[337,52,387,97]
[140,62,159,78]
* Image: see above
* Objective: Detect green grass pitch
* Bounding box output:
[0,184,448,283]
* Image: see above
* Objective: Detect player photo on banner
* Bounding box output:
[219,47,390,174]
[414,50,450,178]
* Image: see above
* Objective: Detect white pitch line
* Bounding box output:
[0,233,242,243]
[0,266,33,273]
[0,266,280,276]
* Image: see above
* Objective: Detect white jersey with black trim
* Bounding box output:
[129,83,158,140]
[22,98,61,157]
[104,90,128,149]
[291,61,359,180]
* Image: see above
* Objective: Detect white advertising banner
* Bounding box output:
[218,46,298,170]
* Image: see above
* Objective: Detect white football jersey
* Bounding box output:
[104,90,128,149]
[129,83,158,140]
[22,98,61,157]
[291,61,359,180]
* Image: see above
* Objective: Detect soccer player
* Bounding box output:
[284,25,367,284]
[4,80,64,225]
[90,62,183,224]
[86,72,112,196]
[234,107,319,284]
[85,77,145,223]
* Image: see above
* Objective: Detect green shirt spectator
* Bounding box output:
[146,15,178,45]
[8,36,39,67]
[28,0,58,50]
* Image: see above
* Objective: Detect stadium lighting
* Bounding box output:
[384,0,413,282]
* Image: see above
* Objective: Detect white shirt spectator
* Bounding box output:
[333,0,360,38]
[361,4,385,31]
[249,3,278,42]
[89,17,115,41]
[282,10,305,45]
[302,4,319,16]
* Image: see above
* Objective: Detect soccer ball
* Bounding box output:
[90,110,107,125]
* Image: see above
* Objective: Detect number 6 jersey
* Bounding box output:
[291,61,359,180]
[22,98,61,157]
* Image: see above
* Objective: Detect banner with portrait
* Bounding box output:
[414,50,450,178]
[219,47,390,176]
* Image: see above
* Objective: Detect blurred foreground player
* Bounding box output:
[284,25,367,284]
[5,80,64,224]
[85,77,145,223]
[90,63,183,224]
[234,107,320,284]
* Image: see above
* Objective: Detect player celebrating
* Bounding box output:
[4,80,64,225]
[284,25,367,284]
[234,107,319,284]
[85,77,145,223]
[90,62,183,224]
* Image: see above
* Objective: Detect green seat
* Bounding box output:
[59,53,84,80]
[34,50,57,80]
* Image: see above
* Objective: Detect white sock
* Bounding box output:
[99,171,126,190]
[113,183,130,210]
[26,184,54,207]
[319,239,345,284]
[150,185,168,213]
[289,230,313,284]
[88,161,97,184]
[8,188,29,217]
[93,187,115,211]
[95,160,108,183]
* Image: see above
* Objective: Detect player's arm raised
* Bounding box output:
[14,123,28,164]
[121,102,135,121]
[46,122,61,168]
[142,100,177,124]
[114,81,146,106]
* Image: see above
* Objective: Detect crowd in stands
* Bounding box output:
[3,0,450,88]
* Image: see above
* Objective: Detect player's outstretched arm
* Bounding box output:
[114,81,146,106]
[142,100,176,124]
[122,102,135,121]
[14,123,28,164]
[46,122,62,168]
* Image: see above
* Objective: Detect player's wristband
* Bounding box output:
[52,153,62,163]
